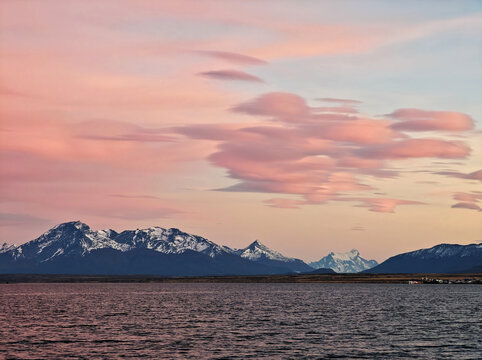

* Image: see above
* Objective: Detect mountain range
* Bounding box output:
[0,221,316,276]
[310,249,378,273]
[365,243,482,274]
[0,221,480,275]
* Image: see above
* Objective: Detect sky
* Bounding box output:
[0,0,481,262]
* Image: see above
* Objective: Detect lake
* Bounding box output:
[1,283,480,359]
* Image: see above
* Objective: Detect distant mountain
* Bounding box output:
[364,243,482,274]
[310,249,378,273]
[0,221,312,276]
[234,240,313,273]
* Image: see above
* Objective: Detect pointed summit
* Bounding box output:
[234,240,313,273]
[0,221,312,275]
[237,240,287,261]
[247,240,265,249]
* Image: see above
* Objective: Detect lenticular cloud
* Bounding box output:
[389,108,474,132]
[174,92,475,213]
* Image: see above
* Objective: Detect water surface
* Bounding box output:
[1,283,480,359]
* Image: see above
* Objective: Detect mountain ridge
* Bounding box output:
[364,243,482,274]
[0,221,312,275]
[2,221,480,275]
[233,240,313,273]
[310,249,378,273]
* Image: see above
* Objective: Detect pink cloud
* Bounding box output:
[436,169,482,182]
[389,109,474,132]
[0,116,213,180]
[195,51,267,65]
[265,198,306,209]
[313,106,358,114]
[171,92,474,213]
[453,192,482,202]
[305,118,399,144]
[450,192,482,212]
[198,69,264,83]
[451,202,481,212]
[232,92,310,121]
[173,124,250,141]
[0,212,50,226]
[211,141,307,164]
[317,98,362,105]
[354,198,424,213]
[360,139,471,159]
[0,150,112,183]
[74,119,175,142]
[311,113,357,122]
[336,157,385,169]
[109,194,160,200]
[1,176,183,222]
[3,0,479,244]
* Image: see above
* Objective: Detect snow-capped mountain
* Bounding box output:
[234,240,313,273]
[107,226,230,258]
[309,249,378,273]
[235,240,291,261]
[6,221,229,263]
[0,221,310,275]
[365,243,482,274]
[8,221,120,262]
[0,243,16,254]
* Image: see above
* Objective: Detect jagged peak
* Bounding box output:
[330,249,360,259]
[238,240,295,262]
[310,248,378,273]
[134,227,192,237]
[134,226,167,235]
[51,221,90,231]
[248,240,264,248]
[243,240,277,253]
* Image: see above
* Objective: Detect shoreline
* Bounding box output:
[1,273,481,284]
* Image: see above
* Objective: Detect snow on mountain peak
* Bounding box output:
[236,240,295,262]
[0,242,16,253]
[330,249,360,261]
[310,249,378,273]
[406,243,482,259]
[12,222,231,260]
[52,220,90,231]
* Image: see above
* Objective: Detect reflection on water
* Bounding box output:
[1,283,481,359]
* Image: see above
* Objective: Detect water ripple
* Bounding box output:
[0,283,481,359]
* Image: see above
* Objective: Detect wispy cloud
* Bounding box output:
[389,109,474,132]
[198,69,264,83]
[195,51,267,65]
[450,192,482,212]
[317,98,362,105]
[451,202,481,212]
[0,212,50,225]
[435,170,482,182]
[351,225,365,231]
[352,198,424,213]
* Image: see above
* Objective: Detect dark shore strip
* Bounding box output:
[0,273,481,284]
